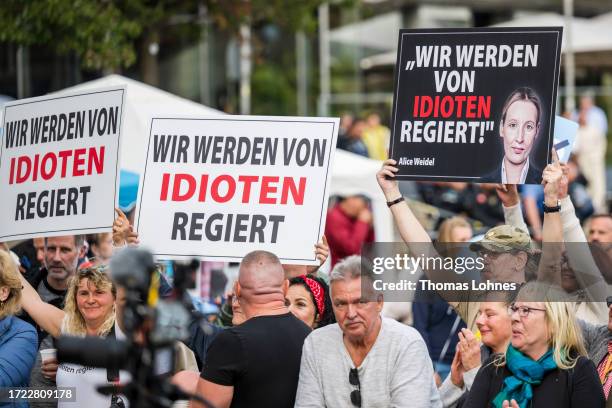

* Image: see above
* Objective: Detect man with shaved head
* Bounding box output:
[194,250,311,408]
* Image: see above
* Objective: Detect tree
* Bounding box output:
[0,0,141,71]
[0,0,325,73]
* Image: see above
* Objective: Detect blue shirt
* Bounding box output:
[0,315,37,407]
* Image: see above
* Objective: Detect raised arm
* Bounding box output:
[496,184,529,233]
[377,160,468,319]
[556,165,608,306]
[18,274,65,338]
[376,160,432,245]
[112,208,140,249]
[537,150,564,286]
[306,235,330,275]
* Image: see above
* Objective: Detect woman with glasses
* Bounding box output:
[18,263,126,407]
[0,249,37,406]
[464,287,604,408]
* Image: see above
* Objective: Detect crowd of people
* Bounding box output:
[0,102,611,408]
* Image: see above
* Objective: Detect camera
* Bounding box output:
[56,248,213,408]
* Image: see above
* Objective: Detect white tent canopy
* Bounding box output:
[360,12,612,70]
[330,7,472,52]
[492,12,612,54]
[330,12,402,51]
[330,150,394,242]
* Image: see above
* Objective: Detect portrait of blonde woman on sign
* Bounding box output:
[484,87,545,185]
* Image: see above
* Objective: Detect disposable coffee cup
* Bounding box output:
[40,348,57,362]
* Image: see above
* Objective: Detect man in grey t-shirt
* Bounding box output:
[295,255,441,408]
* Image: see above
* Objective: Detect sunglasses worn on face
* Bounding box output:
[606,296,612,308]
[349,368,361,407]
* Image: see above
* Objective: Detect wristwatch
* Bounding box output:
[387,196,405,208]
[543,201,561,213]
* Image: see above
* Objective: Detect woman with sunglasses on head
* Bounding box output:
[0,249,38,407]
[286,275,335,330]
[464,286,604,408]
[18,263,128,407]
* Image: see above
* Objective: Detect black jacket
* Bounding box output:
[481,163,543,185]
[464,354,605,408]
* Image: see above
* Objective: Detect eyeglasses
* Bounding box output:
[606,296,612,308]
[508,304,546,318]
[349,368,361,407]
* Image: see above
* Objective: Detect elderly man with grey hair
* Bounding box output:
[295,255,441,408]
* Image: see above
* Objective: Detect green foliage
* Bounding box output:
[0,0,325,71]
[251,62,296,115]
[207,0,324,33]
[0,0,142,70]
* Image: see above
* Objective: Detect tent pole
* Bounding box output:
[563,0,576,113]
[318,3,331,116]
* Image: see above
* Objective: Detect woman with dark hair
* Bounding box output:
[487,87,543,184]
[287,275,335,329]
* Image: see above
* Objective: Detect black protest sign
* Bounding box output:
[389,27,563,184]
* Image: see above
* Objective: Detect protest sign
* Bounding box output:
[389,27,563,184]
[553,115,579,164]
[135,116,338,264]
[0,87,125,240]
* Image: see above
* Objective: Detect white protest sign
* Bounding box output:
[136,116,339,264]
[0,87,125,240]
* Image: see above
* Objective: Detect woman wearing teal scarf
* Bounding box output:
[492,345,557,408]
[464,299,604,408]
